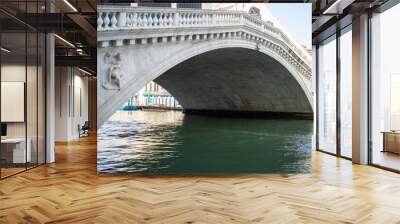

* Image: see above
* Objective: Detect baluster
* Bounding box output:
[164,13,168,26]
[163,13,168,26]
[200,14,203,25]
[140,13,145,27]
[167,13,171,26]
[185,13,189,26]
[111,12,117,29]
[183,13,189,26]
[97,12,103,31]
[154,13,159,27]
[159,13,164,27]
[185,13,189,25]
[163,13,169,27]
[104,12,110,30]
[145,13,150,27]
[155,12,159,27]
[137,13,143,27]
[151,12,155,27]
[148,13,154,27]
[179,13,184,26]
[143,13,148,27]
[125,13,131,28]
[132,13,136,28]
[189,13,193,25]
[132,13,138,28]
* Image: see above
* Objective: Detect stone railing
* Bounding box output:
[97,6,312,80]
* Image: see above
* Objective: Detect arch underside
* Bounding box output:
[155,48,312,115]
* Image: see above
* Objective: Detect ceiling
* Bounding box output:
[2,0,397,73]
[0,0,97,74]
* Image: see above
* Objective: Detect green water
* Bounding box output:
[98,110,313,174]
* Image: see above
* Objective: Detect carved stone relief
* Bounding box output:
[102,52,124,90]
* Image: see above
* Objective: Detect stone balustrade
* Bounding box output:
[97,6,312,80]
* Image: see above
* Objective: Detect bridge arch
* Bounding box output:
[98,39,312,126]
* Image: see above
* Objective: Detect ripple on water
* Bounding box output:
[98,110,313,174]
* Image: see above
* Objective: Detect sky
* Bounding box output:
[265,4,312,49]
[205,3,312,49]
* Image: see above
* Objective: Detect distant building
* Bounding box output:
[124,81,181,110]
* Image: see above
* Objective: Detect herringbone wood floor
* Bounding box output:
[1,136,400,224]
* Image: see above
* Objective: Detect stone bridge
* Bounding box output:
[97,6,313,127]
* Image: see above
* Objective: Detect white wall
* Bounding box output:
[55,67,89,141]
[1,63,46,164]
[1,65,34,138]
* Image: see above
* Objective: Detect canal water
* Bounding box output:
[98,110,313,174]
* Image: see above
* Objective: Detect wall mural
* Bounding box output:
[97,3,313,174]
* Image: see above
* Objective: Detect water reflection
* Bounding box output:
[98,110,313,174]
